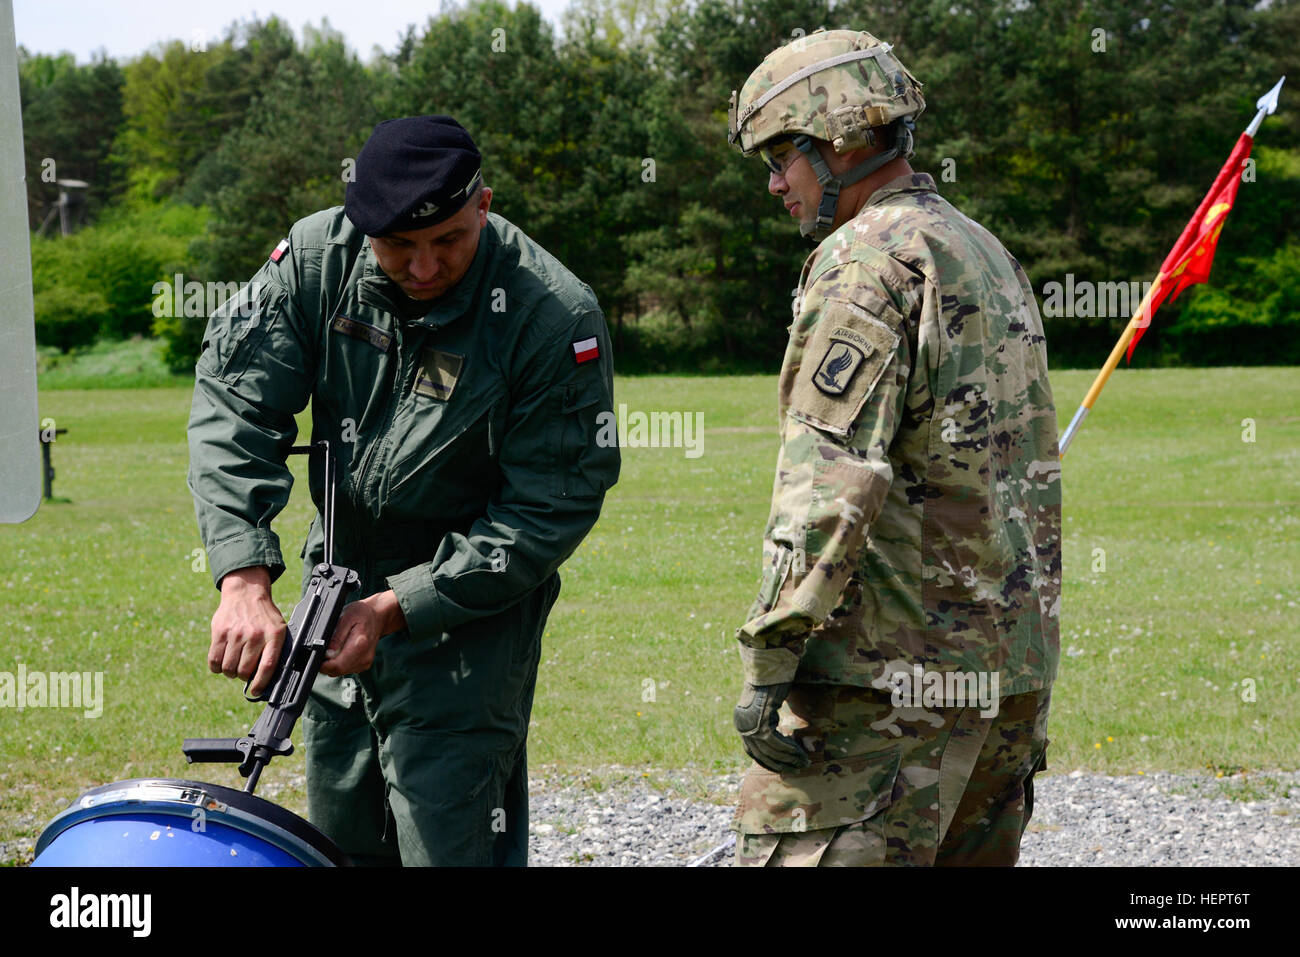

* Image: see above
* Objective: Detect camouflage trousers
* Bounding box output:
[734,683,1051,866]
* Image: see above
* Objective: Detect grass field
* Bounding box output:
[36,337,191,391]
[2,367,1298,861]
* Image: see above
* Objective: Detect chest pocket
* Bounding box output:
[316,308,396,471]
[385,367,508,513]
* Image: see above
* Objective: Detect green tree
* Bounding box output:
[113,40,212,203]
[115,18,299,204]
[19,49,125,226]
[630,0,837,365]
[181,26,376,350]
[387,1,661,330]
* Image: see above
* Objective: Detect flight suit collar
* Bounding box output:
[356,224,494,329]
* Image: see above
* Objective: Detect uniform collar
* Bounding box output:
[357,222,494,328]
[859,171,938,211]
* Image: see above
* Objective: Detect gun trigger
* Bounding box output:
[242,677,266,703]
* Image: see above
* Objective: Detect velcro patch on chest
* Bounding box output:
[789,294,902,436]
[414,349,464,401]
[331,314,392,353]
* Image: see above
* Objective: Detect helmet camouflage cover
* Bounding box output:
[729,28,925,155]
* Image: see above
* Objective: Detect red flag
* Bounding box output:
[1127,132,1254,361]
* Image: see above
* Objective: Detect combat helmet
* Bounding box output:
[728,29,925,241]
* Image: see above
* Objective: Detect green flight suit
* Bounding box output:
[187,208,619,865]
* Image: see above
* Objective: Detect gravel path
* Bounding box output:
[527,767,744,867]
[526,767,1300,866]
[12,768,1297,866]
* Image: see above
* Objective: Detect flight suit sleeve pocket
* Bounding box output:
[734,747,901,834]
[197,281,288,384]
[788,295,902,437]
[549,378,615,499]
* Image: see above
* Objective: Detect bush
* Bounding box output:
[151,299,208,375]
[1162,244,1300,365]
[29,201,208,344]
[34,286,112,352]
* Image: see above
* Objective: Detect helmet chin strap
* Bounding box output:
[793,120,915,241]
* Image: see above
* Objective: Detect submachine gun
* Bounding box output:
[182,441,360,794]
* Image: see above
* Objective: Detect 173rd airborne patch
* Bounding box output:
[791,292,902,437]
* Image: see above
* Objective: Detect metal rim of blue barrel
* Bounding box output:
[32,778,348,867]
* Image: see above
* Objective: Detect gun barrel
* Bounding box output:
[244,760,265,793]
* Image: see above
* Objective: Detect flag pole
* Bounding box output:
[1058,277,1161,457]
[1058,75,1285,459]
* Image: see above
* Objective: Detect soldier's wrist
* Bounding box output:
[362,589,407,636]
[739,645,802,687]
[219,566,273,595]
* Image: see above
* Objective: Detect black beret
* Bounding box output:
[345,115,483,236]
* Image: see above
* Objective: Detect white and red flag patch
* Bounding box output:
[269,238,290,263]
[572,336,599,364]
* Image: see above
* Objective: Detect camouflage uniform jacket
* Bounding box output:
[187,209,619,640]
[738,172,1061,697]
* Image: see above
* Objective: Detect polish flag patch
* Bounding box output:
[269,238,290,263]
[572,336,600,365]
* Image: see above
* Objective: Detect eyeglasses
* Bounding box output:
[760,141,802,176]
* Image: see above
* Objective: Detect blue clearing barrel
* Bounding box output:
[32,778,347,867]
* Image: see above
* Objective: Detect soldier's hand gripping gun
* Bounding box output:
[182,441,359,795]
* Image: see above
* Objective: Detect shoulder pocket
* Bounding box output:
[549,377,616,499]
[198,281,288,385]
[789,293,902,437]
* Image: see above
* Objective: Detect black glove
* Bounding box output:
[733,681,811,774]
